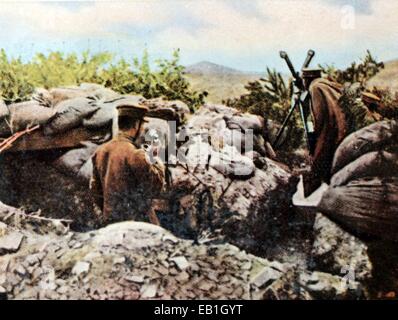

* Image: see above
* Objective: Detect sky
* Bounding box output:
[0,0,397,72]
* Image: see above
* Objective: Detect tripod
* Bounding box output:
[272,50,316,154]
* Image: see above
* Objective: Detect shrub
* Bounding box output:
[0,49,35,104]
[0,49,204,110]
[320,50,384,88]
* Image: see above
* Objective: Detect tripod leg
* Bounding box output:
[272,99,299,149]
[298,101,312,153]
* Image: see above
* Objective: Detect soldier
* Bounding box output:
[302,68,348,196]
[90,103,165,225]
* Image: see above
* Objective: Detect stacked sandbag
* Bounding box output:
[318,120,398,241]
[83,95,145,129]
[141,97,191,125]
[49,83,120,105]
[51,141,100,181]
[181,104,267,156]
[166,104,294,250]
[0,100,55,137]
[43,97,100,135]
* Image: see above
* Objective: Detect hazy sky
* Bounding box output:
[0,0,396,72]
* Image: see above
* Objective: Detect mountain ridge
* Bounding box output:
[185,61,260,75]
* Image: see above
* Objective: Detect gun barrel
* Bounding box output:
[302,49,315,69]
[279,51,298,79]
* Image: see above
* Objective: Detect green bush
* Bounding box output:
[320,50,384,88]
[324,51,398,131]
[0,49,35,104]
[0,49,204,110]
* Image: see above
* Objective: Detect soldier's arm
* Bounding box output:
[306,83,333,193]
[134,150,166,195]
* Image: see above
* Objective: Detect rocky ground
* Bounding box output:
[0,202,369,300]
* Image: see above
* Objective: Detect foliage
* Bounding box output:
[0,49,204,109]
[331,51,398,132]
[0,49,35,104]
[370,87,398,120]
[320,50,384,88]
[338,84,376,134]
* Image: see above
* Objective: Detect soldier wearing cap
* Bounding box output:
[361,92,383,122]
[301,68,348,196]
[90,103,165,225]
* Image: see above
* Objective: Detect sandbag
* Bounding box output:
[49,87,89,105]
[0,99,10,136]
[82,101,116,129]
[209,145,255,179]
[225,114,264,134]
[164,100,190,123]
[6,101,55,133]
[0,99,8,119]
[203,104,238,116]
[134,117,171,158]
[142,98,190,124]
[32,88,53,108]
[44,97,99,135]
[51,141,99,176]
[90,87,120,101]
[331,120,398,175]
[331,151,398,187]
[318,177,398,241]
[77,157,94,183]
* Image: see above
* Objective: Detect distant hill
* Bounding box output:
[185,61,246,75]
[368,59,398,93]
[185,58,398,104]
[185,61,261,103]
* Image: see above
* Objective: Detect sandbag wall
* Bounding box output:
[318,120,398,241]
[0,83,292,251]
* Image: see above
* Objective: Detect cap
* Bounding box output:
[116,103,149,119]
[302,68,322,78]
[361,92,381,104]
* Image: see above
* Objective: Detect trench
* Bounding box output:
[0,150,316,266]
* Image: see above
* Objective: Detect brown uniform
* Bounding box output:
[306,78,348,193]
[90,133,165,224]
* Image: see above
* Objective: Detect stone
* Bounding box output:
[154,265,169,276]
[0,285,7,300]
[25,255,40,266]
[0,274,6,286]
[140,282,158,299]
[311,213,372,281]
[169,256,190,270]
[198,281,213,291]
[162,234,179,244]
[125,275,145,284]
[0,232,24,254]
[14,265,27,277]
[0,222,7,235]
[251,266,282,288]
[175,271,190,283]
[72,261,91,276]
[299,271,365,299]
[113,256,126,265]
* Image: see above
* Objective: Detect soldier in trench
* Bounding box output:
[301,68,348,196]
[90,104,165,225]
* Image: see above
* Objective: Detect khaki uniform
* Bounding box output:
[90,133,165,224]
[306,78,348,193]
